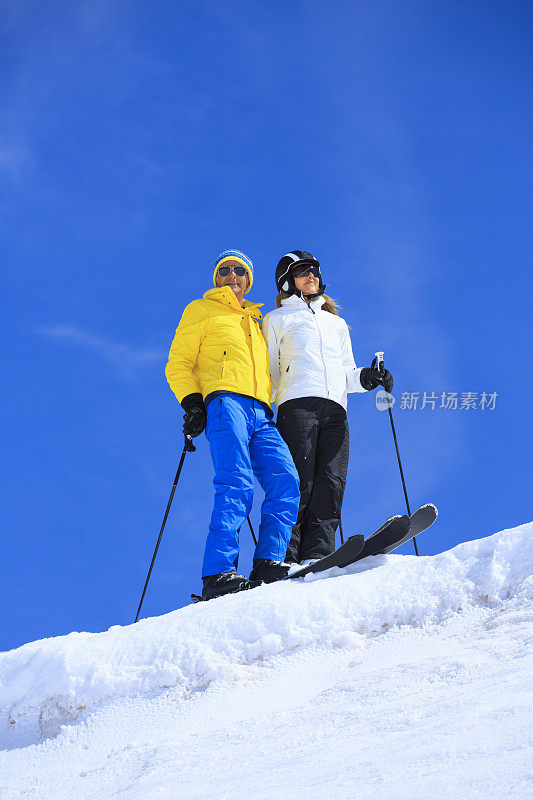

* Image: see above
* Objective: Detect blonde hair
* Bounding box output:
[275,292,342,316]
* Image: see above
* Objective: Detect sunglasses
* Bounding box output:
[217,265,248,277]
[291,265,320,279]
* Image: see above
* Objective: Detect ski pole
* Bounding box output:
[375,351,419,556]
[134,435,195,623]
[247,516,257,546]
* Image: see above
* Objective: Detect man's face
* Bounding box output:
[215,260,250,303]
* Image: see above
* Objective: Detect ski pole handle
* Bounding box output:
[184,434,196,453]
[375,350,384,374]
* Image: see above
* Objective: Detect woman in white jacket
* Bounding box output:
[262,251,393,566]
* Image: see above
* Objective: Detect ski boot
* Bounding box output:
[201,572,251,601]
[248,559,291,584]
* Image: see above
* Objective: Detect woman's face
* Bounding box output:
[292,266,320,295]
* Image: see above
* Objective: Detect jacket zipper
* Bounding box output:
[310,306,329,397]
[248,315,258,398]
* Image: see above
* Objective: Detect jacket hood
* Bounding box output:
[203,286,264,314]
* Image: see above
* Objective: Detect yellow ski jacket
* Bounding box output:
[165,286,272,406]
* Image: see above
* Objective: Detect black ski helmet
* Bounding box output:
[275,250,322,295]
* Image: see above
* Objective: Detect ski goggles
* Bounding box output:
[217,265,248,277]
[291,264,320,279]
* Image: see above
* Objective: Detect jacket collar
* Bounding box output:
[203,286,264,314]
[281,294,326,311]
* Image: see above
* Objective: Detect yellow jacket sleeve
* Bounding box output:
[165,302,206,404]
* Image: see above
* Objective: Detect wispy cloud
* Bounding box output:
[39,325,166,379]
[0,143,32,182]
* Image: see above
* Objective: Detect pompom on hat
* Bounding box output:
[213,250,254,293]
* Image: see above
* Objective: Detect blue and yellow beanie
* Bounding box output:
[213,249,254,293]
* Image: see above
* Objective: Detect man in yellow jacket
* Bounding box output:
[166,250,300,601]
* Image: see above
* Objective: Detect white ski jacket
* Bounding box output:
[262,294,367,410]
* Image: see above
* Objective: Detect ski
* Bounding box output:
[288,534,365,579]
[290,505,436,578]
[378,503,437,554]
[335,514,411,566]
[288,514,409,579]
[362,503,437,554]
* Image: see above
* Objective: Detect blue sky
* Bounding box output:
[2,1,531,651]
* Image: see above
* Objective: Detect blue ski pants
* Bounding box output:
[202,393,300,577]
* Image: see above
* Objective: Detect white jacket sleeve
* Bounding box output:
[341,320,367,393]
[262,312,282,401]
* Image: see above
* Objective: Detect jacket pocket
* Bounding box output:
[220,350,228,379]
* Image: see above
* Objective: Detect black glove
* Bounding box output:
[359,357,394,393]
[181,393,207,438]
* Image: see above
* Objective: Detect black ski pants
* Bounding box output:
[276,397,349,563]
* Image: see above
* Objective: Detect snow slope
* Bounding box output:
[0,524,531,799]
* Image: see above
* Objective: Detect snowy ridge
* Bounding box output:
[1,523,531,752]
